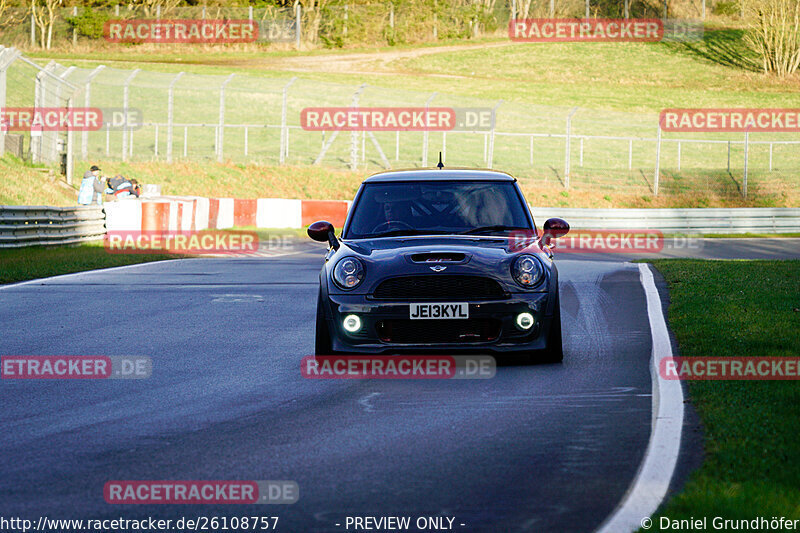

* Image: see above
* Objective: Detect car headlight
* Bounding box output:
[512,254,544,288]
[333,257,365,290]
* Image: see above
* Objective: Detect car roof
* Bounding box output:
[363,168,516,183]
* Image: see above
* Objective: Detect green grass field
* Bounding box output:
[647,260,800,529]
[0,240,181,285]
[4,27,793,208]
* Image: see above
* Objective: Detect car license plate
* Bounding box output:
[409,302,468,320]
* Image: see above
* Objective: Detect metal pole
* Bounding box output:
[121,69,140,162]
[624,0,629,18]
[702,0,706,19]
[585,0,590,18]
[154,124,159,157]
[628,139,633,169]
[422,92,437,166]
[0,49,21,157]
[217,73,235,163]
[442,132,447,163]
[66,97,74,183]
[529,136,534,166]
[280,77,297,164]
[579,137,584,166]
[654,124,662,196]
[244,127,248,156]
[727,141,731,172]
[677,140,681,170]
[82,65,105,161]
[549,0,554,16]
[166,72,184,163]
[106,128,109,156]
[487,100,502,169]
[743,131,749,198]
[564,107,578,188]
[183,126,188,158]
[350,84,367,171]
[395,131,400,161]
[31,12,35,47]
[72,7,78,45]
[361,129,366,163]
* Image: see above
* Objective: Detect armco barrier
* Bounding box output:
[532,207,800,234]
[0,205,106,248]
[7,201,798,247]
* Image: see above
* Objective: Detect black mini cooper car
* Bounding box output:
[308,169,569,363]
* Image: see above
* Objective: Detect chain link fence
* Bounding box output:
[1,45,798,199]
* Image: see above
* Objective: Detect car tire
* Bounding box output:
[315,290,334,356]
[539,292,563,363]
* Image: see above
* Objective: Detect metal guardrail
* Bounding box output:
[531,207,800,234]
[0,205,106,248]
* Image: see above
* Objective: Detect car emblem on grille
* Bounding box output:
[430,265,447,272]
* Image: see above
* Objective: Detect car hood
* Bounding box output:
[330,235,550,294]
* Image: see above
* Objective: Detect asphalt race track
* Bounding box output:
[1,239,797,532]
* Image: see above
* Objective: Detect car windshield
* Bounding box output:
[344,181,532,239]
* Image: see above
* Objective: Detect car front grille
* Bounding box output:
[372,275,506,300]
[376,319,501,344]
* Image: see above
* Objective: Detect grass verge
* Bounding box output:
[0,241,182,285]
[646,259,800,528]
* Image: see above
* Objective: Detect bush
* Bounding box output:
[65,9,111,40]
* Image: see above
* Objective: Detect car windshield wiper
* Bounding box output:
[459,225,530,235]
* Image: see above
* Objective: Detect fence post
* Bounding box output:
[702,0,706,19]
[727,140,730,172]
[628,138,633,169]
[121,69,140,162]
[579,137,584,166]
[166,72,184,163]
[280,77,297,164]
[244,127,248,157]
[217,73,235,163]
[487,100,503,169]
[349,84,367,171]
[549,0,554,16]
[390,4,395,30]
[72,7,78,45]
[654,124,662,196]
[677,140,681,170]
[154,124,159,157]
[564,107,578,188]
[0,49,21,157]
[395,131,400,161]
[183,126,188,158]
[743,130,749,198]
[624,0,629,18]
[442,131,447,163]
[295,3,302,49]
[66,97,74,183]
[585,0,590,18]
[344,5,348,38]
[82,65,105,161]
[31,12,35,47]
[529,135,534,166]
[422,92,437,166]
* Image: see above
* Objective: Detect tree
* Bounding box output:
[31,0,62,49]
[744,0,800,76]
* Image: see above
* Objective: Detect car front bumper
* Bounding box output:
[323,292,554,354]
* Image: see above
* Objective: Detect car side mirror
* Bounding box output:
[308,220,340,250]
[541,217,569,247]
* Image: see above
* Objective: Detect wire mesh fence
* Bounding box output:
[1,45,798,198]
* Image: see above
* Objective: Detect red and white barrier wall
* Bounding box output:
[104,197,352,233]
